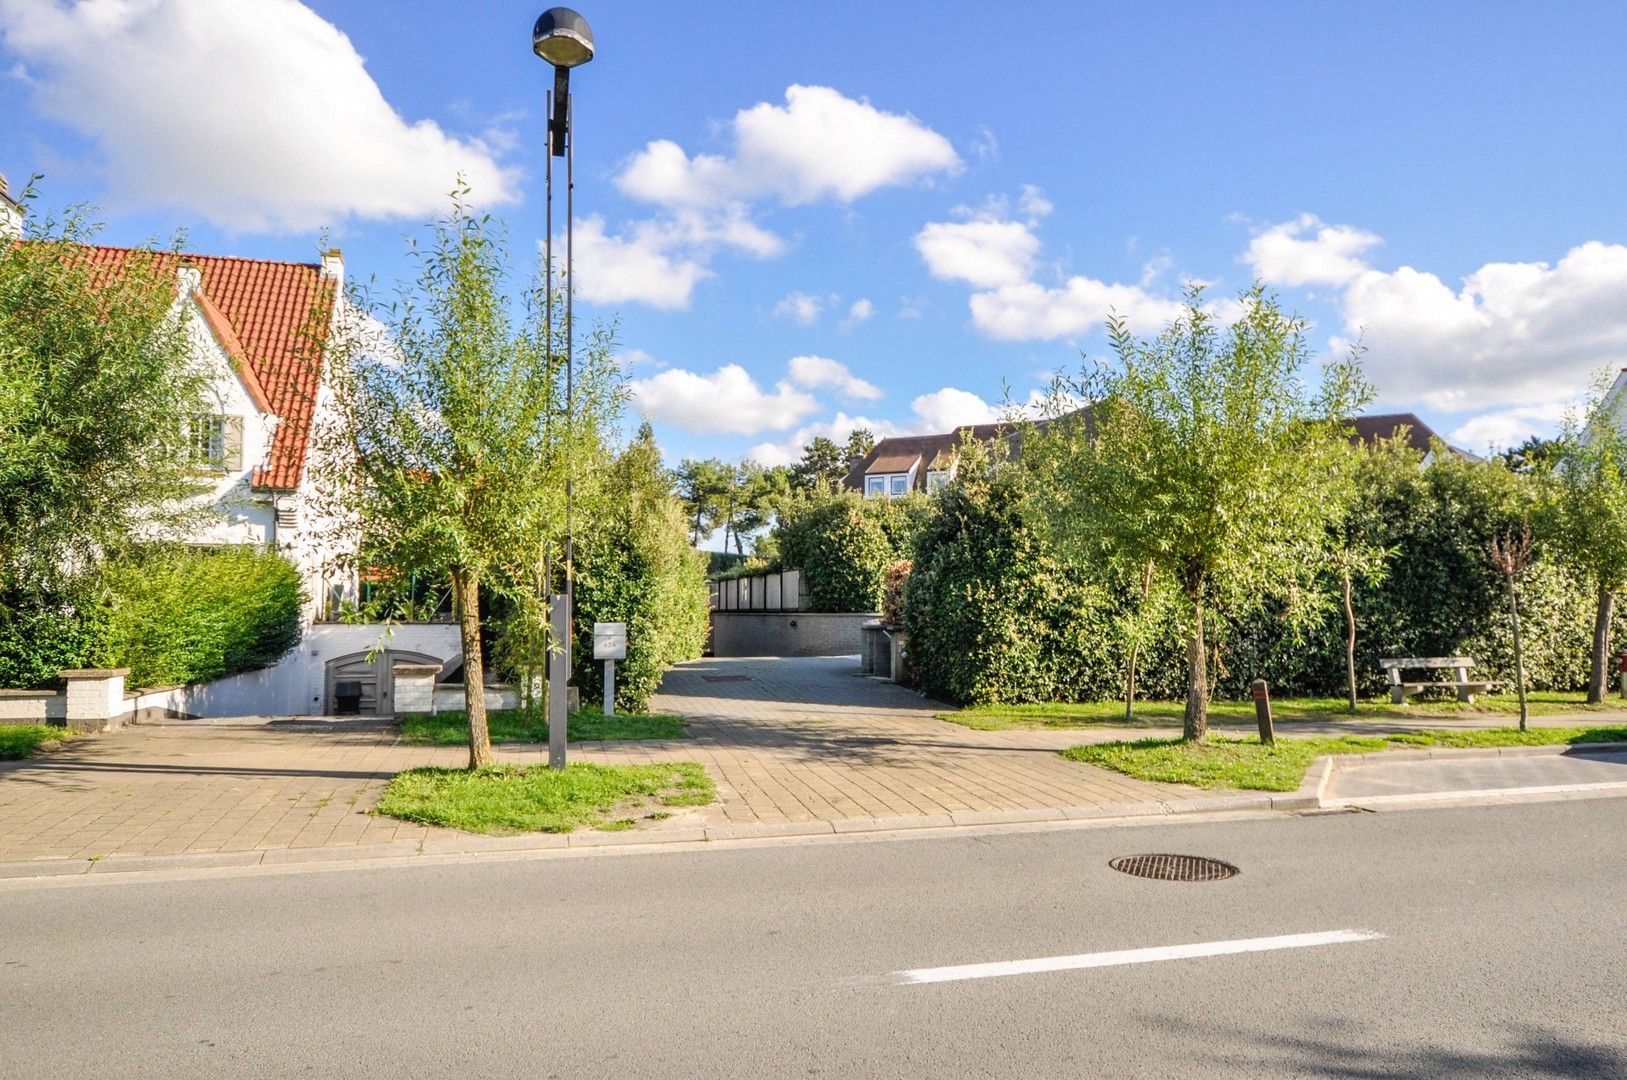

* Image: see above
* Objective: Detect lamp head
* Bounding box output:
[533,7,594,68]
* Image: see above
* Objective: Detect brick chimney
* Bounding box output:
[319,247,343,284]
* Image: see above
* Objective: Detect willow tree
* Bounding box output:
[319,192,620,767]
[1540,378,1627,704]
[1032,285,1370,740]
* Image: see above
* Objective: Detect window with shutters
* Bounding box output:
[185,415,244,472]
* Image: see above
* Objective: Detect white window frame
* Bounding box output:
[889,474,909,496]
[865,474,886,497]
[926,470,950,492]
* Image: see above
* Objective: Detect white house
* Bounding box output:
[3,173,466,715]
[81,243,358,619]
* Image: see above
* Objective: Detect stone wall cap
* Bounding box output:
[0,688,59,698]
[57,668,131,679]
[391,663,445,675]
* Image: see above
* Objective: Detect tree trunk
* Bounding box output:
[1587,585,1615,705]
[1343,567,1358,713]
[1509,579,1529,732]
[1184,594,1208,741]
[451,567,493,769]
[1124,560,1154,723]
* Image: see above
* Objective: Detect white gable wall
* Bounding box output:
[175,290,280,550]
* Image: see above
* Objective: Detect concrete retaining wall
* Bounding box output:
[709,612,877,657]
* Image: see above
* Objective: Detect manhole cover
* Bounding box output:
[702,675,752,683]
[1109,854,1238,882]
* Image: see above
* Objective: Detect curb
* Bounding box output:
[1320,739,1627,771]
[0,793,1291,882]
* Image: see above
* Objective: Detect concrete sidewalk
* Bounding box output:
[4,655,1624,874]
[1323,746,1627,806]
[0,656,1202,866]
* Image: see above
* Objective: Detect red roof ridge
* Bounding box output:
[87,242,323,273]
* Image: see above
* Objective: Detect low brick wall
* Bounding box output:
[709,612,877,658]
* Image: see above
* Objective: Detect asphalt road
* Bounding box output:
[3,801,1625,1079]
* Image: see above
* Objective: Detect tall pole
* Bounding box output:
[535,6,592,771]
[544,79,569,771]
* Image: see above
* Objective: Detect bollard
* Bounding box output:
[1618,651,1627,701]
[1251,679,1275,746]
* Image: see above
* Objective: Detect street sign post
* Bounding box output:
[593,622,627,715]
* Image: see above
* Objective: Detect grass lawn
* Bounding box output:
[0,725,75,760]
[397,707,686,746]
[1063,725,1627,792]
[948,690,1618,732]
[375,762,716,834]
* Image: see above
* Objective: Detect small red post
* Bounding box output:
[1251,679,1275,746]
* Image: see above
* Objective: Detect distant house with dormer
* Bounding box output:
[843,410,1472,498]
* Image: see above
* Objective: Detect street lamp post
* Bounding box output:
[534,7,594,770]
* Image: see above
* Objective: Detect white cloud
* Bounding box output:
[918,186,1188,341]
[1244,213,1382,287]
[747,412,898,467]
[571,216,712,310]
[968,277,1188,341]
[910,387,999,430]
[627,364,817,436]
[772,291,831,325]
[786,355,882,401]
[915,218,1042,289]
[0,0,518,232]
[841,298,875,328]
[1017,184,1054,219]
[908,386,1051,430]
[1334,240,1627,412]
[616,85,960,209]
[1447,403,1570,453]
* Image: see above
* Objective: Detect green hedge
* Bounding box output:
[905,461,1131,704]
[774,489,931,612]
[905,446,1620,706]
[100,548,304,687]
[570,434,710,713]
[0,548,303,690]
[0,583,111,689]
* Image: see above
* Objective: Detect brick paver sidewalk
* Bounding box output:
[0,656,1203,864]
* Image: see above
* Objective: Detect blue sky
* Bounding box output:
[5,0,1627,466]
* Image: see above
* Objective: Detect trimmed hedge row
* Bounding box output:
[0,547,303,690]
[905,449,1621,706]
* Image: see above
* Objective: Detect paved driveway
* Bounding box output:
[613,655,1197,824]
[0,656,1196,863]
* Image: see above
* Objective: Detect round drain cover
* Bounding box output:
[1109,854,1238,882]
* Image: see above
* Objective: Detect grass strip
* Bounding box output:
[1063,726,1627,792]
[0,724,75,760]
[950,691,1618,731]
[375,761,716,834]
[397,707,686,746]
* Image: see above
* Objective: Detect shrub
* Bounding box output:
[775,489,931,612]
[570,429,710,713]
[101,547,303,687]
[0,582,111,689]
[905,454,1130,704]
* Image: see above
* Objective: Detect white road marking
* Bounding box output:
[890,929,1386,985]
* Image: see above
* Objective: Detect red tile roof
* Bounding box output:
[81,245,338,491]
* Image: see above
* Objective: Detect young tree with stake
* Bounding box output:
[318,192,619,768]
[1032,285,1370,740]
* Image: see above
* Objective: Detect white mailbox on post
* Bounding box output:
[593,622,627,715]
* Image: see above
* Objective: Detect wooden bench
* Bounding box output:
[1379,657,1500,704]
